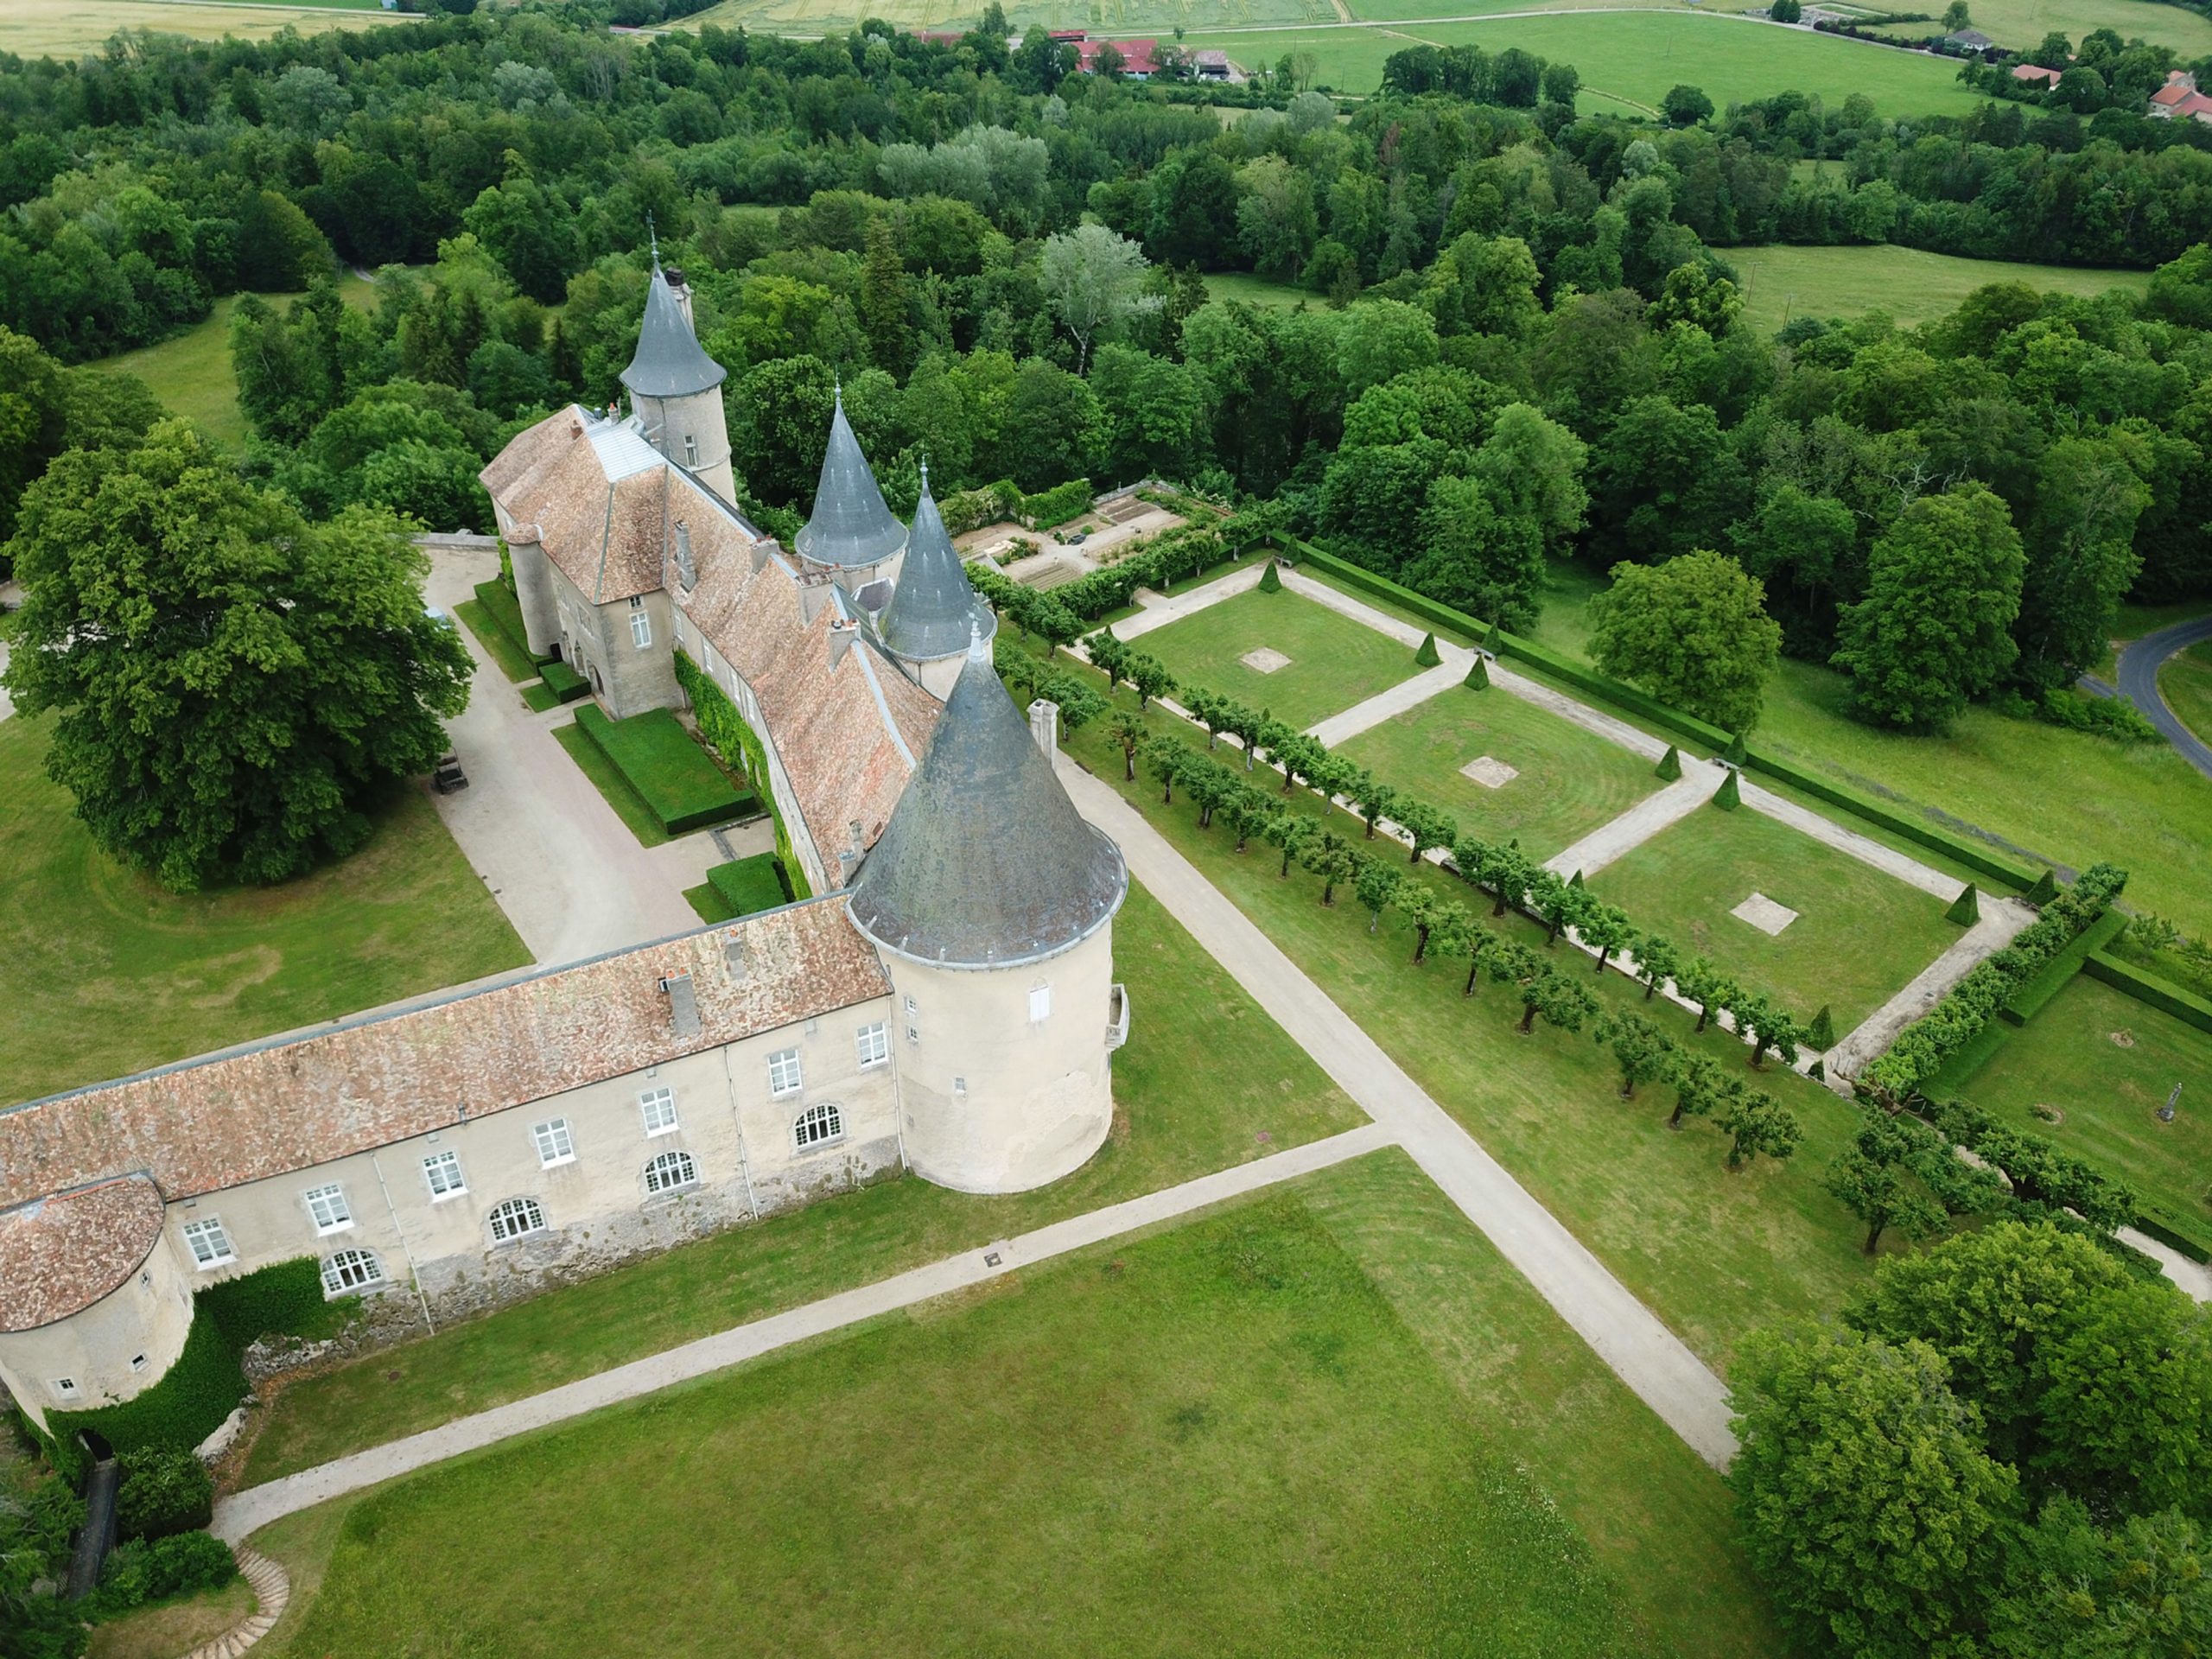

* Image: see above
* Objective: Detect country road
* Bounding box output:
[2088,616,2212,781]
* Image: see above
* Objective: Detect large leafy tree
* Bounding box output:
[1832,483,2025,734]
[1587,550,1782,730]
[3,422,472,891]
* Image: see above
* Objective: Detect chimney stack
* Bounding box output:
[1028,698,1060,757]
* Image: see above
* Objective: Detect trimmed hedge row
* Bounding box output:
[2085,949,2212,1038]
[2133,1206,2212,1264]
[471,579,546,666]
[1921,1010,2018,1099]
[575,704,752,837]
[707,854,792,917]
[1279,540,2040,893]
[1021,477,1094,530]
[539,659,589,703]
[672,651,809,898]
[2000,908,2130,1027]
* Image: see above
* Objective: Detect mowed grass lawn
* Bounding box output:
[254,1155,1783,1658]
[1957,975,2212,1252]
[1130,586,1422,730]
[2160,640,2212,749]
[1726,243,2152,335]
[1185,13,1987,114]
[234,881,1365,1485]
[1593,805,1961,1032]
[1859,0,2212,54]
[0,714,527,1105]
[85,1579,257,1659]
[1338,680,1662,861]
[1061,683,1888,1369]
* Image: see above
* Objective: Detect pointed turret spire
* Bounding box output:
[795,389,907,570]
[847,639,1126,966]
[879,462,995,663]
[620,264,725,400]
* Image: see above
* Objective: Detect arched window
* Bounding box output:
[644,1150,698,1194]
[793,1102,843,1152]
[488,1197,546,1243]
[321,1249,385,1295]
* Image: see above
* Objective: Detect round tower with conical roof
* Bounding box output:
[878,465,997,697]
[622,264,735,504]
[795,389,908,601]
[848,627,1128,1193]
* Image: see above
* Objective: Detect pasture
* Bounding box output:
[1,0,403,60]
[1861,0,2212,53]
[1726,241,2155,334]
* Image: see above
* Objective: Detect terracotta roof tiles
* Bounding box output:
[0,1175,167,1332]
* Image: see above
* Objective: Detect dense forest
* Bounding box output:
[3,8,2212,745]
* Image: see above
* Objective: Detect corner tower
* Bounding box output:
[848,629,1128,1193]
[622,263,735,505]
[795,389,908,600]
[877,466,996,698]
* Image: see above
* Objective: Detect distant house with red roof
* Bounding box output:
[1076,36,1160,77]
[2009,63,2062,87]
[2151,69,2212,122]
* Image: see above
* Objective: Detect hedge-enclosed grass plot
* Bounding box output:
[1592,807,1957,1033]
[572,706,753,837]
[1132,587,1423,733]
[1956,975,2212,1257]
[707,853,791,916]
[270,1179,1651,1659]
[1338,684,1662,862]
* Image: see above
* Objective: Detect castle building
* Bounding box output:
[0,262,1128,1439]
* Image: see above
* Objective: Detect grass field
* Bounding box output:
[1726,243,2154,334]
[252,1154,1782,1658]
[232,881,1367,1484]
[2159,640,2212,750]
[1132,586,1423,730]
[1058,677,1891,1368]
[689,0,1332,35]
[0,714,528,1106]
[102,273,376,450]
[1184,12,1989,114]
[86,1580,257,1659]
[1,0,404,58]
[1592,804,1961,1032]
[1202,270,1317,309]
[1337,680,1663,861]
[1859,0,2212,53]
[1957,975,2212,1249]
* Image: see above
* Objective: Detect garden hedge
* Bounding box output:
[707,854,792,917]
[1999,908,2128,1026]
[673,652,810,897]
[538,659,589,703]
[471,578,545,665]
[41,1318,245,1484]
[1021,477,1094,530]
[575,704,752,836]
[2084,950,2212,1038]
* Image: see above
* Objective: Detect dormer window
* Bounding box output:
[683,434,699,467]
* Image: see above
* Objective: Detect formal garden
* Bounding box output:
[1129,587,1423,732]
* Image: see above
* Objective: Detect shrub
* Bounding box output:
[43,1317,245,1476]
[1807,1004,1834,1048]
[673,651,809,895]
[86,1530,236,1621]
[1463,656,1489,690]
[1020,477,1094,530]
[116,1446,213,1541]
[1713,768,1740,810]
[1946,883,1980,925]
[706,854,791,917]
[1722,731,1749,766]
[1655,745,1681,781]
[2024,868,2059,906]
[200,1256,343,1349]
[1258,557,1281,593]
[939,479,1020,536]
[539,659,588,702]
[1414,631,1440,667]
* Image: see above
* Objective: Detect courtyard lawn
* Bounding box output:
[232,882,1366,1486]
[1130,585,1424,731]
[1338,679,1663,862]
[552,719,671,847]
[1957,974,2212,1256]
[254,1156,1782,1658]
[1060,683,1888,1369]
[1726,243,2153,336]
[1592,804,1959,1033]
[453,600,540,686]
[2159,640,2212,750]
[0,714,527,1106]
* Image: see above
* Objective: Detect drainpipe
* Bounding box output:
[721,1046,763,1219]
[370,1151,436,1338]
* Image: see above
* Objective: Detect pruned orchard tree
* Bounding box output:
[3,420,471,892]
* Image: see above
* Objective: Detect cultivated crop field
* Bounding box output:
[1726,242,2154,334]
[1,0,403,59]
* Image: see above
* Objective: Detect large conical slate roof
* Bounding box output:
[620,267,727,399]
[795,393,907,570]
[849,630,1126,967]
[879,475,996,661]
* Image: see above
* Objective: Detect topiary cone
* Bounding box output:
[1568,868,1586,887]
[1464,656,1490,690]
[1722,731,1748,766]
[1807,1004,1834,1048]
[1655,745,1681,781]
[2024,868,2059,906]
[1258,557,1282,594]
[1484,621,1503,652]
[1414,631,1441,668]
[1946,883,1980,925]
[1713,767,1741,811]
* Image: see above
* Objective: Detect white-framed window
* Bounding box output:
[631,608,652,649]
[1029,985,1052,1023]
[903,995,917,1014]
[423,1149,467,1201]
[129,1353,147,1372]
[644,1149,698,1194]
[181,1217,234,1268]
[321,1249,385,1295]
[303,1184,353,1235]
[855,1022,889,1068]
[50,1378,78,1402]
[906,1024,920,1044]
[531,1118,576,1167]
[488,1197,545,1243]
[768,1047,803,1096]
[639,1087,679,1136]
[683,434,699,467]
[793,1102,844,1150]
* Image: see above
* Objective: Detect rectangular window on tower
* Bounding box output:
[629,597,652,651]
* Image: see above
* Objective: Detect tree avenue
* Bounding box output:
[2,420,471,891]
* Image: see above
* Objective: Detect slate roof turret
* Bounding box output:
[620,265,727,400]
[848,627,1125,966]
[795,390,908,570]
[879,467,996,662]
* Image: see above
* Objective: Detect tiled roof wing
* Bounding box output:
[621,267,728,399]
[0,1176,166,1332]
[848,633,1126,964]
[794,395,907,570]
[878,480,996,662]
